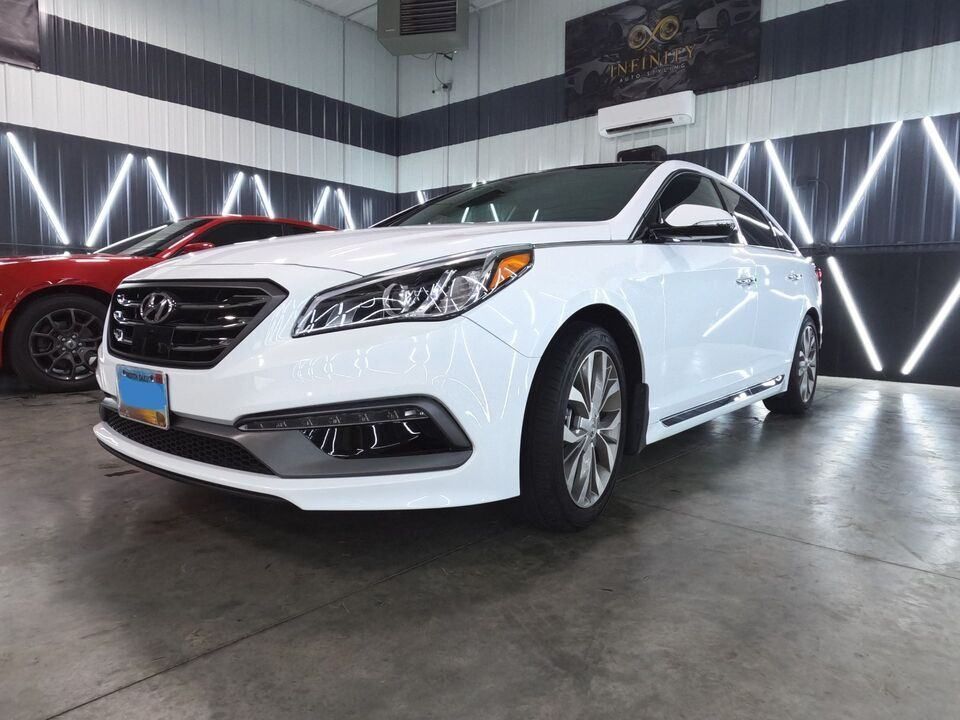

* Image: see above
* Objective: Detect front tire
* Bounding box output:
[7,293,106,393]
[520,323,626,531]
[763,317,819,415]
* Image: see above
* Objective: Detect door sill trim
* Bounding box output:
[660,375,784,427]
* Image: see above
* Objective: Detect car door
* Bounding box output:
[718,185,808,380]
[645,172,762,417]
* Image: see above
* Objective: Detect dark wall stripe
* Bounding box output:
[407,112,960,252]
[399,0,960,155]
[38,14,399,157]
[0,121,397,256]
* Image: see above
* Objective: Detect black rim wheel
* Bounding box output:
[28,307,103,382]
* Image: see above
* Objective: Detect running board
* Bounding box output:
[660,376,785,427]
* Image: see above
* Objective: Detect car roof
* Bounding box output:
[186,215,322,226]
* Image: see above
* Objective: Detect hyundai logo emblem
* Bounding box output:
[139,292,177,324]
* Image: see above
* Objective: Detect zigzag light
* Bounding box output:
[6,132,71,246]
[85,153,134,247]
[900,117,960,375]
[253,174,275,219]
[727,144,751,182]
[221,172,245,215]
[830,121,903,244]
[146,156,180,221]
[764,140,815,245]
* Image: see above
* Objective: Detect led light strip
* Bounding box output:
[221,172,245,215]
[336,188,356,230]
[764,140,815,245]
[145,156,180,221]
[899,116,960,375]
[85,153,135,247]
[6,132,71,245]
[727,143,751,182]
[830,121,903,244]
[826,257,883,372]
[312,186,331,225]
[253,174,275,219]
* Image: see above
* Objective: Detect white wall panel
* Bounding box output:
[344,21,399,117]
[1,65,393,193]
[41,0,382,110]
[399,41,960,193]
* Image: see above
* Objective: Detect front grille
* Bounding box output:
[400,0,458,35]
[108,281,286,368]
[104,410,274,475]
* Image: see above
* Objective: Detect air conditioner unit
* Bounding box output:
[378,0,469,56]
[598,91,696,138]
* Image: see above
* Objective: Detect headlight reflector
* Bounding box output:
[293,248,533,337]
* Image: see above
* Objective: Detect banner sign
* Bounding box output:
[565,0,761,120]
[0,0,41,70]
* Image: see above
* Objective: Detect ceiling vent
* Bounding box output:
[378,0,469,55]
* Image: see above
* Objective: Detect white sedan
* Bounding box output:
[94,161,821,530]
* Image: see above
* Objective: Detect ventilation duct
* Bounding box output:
[378,0,469,56]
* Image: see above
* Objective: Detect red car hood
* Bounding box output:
[0,254,148,266]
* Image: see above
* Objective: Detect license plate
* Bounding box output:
[117,365,170,429]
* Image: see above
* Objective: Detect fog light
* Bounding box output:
[238,405,429,432]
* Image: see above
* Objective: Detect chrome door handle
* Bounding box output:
[736,277,757,287]
[787,272,803,282]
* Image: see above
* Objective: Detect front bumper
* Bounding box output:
[95,306,536,510]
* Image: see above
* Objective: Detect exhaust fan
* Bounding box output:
[378,0,469,56]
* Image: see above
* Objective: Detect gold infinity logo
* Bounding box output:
[628,15,681,51]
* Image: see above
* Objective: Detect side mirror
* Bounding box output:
[178,241,215,255]
[647,204,737,244]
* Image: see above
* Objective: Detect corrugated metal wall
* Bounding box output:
[1,0,399,254]
[394,0,960,387]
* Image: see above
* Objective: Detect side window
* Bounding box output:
[652,173,734,244]
[200,222,284,247]
[718,186,780,249]
[282,223,313,236]
[657,173,726,222]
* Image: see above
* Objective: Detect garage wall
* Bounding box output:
[0,0,399,255]
[395,0,960,387]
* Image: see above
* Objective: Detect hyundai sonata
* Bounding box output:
[94,162,821,529]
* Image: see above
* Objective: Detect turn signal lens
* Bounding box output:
[488,252,533,291]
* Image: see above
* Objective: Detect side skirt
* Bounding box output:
[660,375,785,428]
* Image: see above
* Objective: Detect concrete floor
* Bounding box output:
[1,377,959,719]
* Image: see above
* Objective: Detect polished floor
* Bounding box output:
[1,377,958,719]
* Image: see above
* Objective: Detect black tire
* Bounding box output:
[520,323,627,531]
[7,293,107,393]
[763,316,819,416]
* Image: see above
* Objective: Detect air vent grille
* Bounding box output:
[400,0,457,35]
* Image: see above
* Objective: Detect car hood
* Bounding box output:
[0,253,147,269]
[143,222,614,278]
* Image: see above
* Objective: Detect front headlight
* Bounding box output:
[293,247,533,337]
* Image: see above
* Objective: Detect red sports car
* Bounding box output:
[0,215,333,392]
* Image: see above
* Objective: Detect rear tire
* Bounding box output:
[7,293,106,393]
[520,323,627,531]
[763,316,819,415]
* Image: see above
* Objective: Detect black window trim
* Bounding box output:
[715,179,801,255]
[633,170,744,246]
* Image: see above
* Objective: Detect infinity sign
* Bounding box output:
[628,15,681,51]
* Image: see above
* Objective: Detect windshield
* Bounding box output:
[95,219,209,256]
[387,164,657,227]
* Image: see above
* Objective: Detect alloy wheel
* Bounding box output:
[28,308,103,383]
[797,324,818,403]
[562,349,622,508]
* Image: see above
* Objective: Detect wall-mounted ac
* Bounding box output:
[378,0,469,56]
[598,91,696,138]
